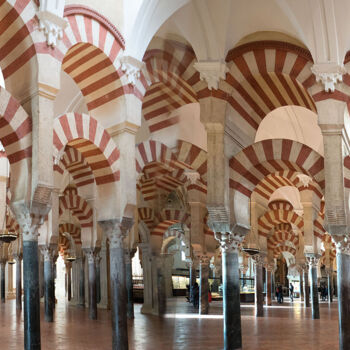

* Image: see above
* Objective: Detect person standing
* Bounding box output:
[289,283,294,302]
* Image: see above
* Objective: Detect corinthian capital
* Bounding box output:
[214,231,244,253]
[333,235,350,255]
[311,63,346,92]
[99,219,133,249]
[305,253,320,267]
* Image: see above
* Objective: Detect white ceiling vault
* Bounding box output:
[124,0,350,68]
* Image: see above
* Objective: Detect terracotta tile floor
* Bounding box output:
[0,297,339,349]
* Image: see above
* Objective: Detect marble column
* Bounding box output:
[125,249,134,319]
[39,255,44,299]
[0,261,5,303]
[271,272,275,300]
[327,268,333,303]
[299,271,304,302]
[219,235,242,350]
[86,250,97,320]
[42,248,54,322]
[139,243,153,314]
[67,263,72,302]
[99,220,128,350]
[157,255,167,315]
[23,234,41,350]
[254,256,264,317]
[189,260,196,301]
[337,246,350,350]
[266,265,273,306]
[77,256,85,307]
[98,241,108,309]
[307,255,320,319]
[199,257,210,315]
[163,253,174,298]
[96,254,101,304]
[15,256,22,310]
[303,266,310,307]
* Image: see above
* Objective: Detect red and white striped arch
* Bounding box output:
[151,209,189,236]
[58,234,69,256]
[258,209,303,237]
[135,140,176,174]
[53,112,120,186]
[273,245,296,258]
[140,40,205,133]
[59,188,93,228]
[268,227,299,250]
[54,145,94,188]
[230,139,324,198]
[0,1,41,101]
[138,207,155,231]
[192,41,316,143]
[57,6,135,111]
[136,140,208,201]
[343,156,350,189]
[176,140,207,183]
[59,223,81,244]
[253,170,323,202]
[0,87,31,164]
[313,213,326,240]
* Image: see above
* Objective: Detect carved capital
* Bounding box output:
[264,263,275,272]
[297,174,313,188]
[37,0,67,48]
[194,61,228,90]
[311,63,346,92]
[119,56,145,85]
[333,235,350,255]
[84,249,96,264]
[199,255,211,265]
[215,231,244,253]
[40,246,54,262]
[252,254,266,267]
[305,253,320,267]
[16,213,43,242]
[99,219,128,249]
[184,169,201,185]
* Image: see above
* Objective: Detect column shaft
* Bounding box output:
[16,259,22,310]
[328,272,333,303]
[300,272,304,302]
[255,263,264,317]
[39,257,44,299]
[67,265,72,301]
[157,258,166,315]
[199,260,209,315]
[337,252,350,349]
[96,259,101,304]
[271,273,275,300]
[309,265,320,319]
[125,257,134,319]
[78,258,85,307]
[1,262,5,303]
[303,270,310,307]
[23,240,41,350]
[44,259,54,322]
[222,250,242,349]
[189,263,196,301]
[110,245,128,350]
[266,270,272,306]
[88,260,97,320]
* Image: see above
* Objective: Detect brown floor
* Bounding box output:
[0,297,339,349]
